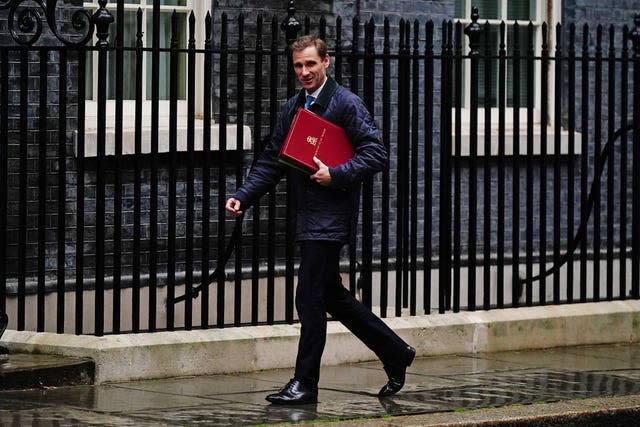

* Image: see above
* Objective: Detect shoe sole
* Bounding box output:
[266,398,318,405]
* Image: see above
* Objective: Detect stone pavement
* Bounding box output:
[1,342,639,426]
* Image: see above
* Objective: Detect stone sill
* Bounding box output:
[74,118,252,157]
[453,129,583,156]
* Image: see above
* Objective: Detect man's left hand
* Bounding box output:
[311,156,331,186]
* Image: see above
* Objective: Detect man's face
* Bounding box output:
[292,46,330,93]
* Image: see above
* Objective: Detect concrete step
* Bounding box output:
[0,352,94,391]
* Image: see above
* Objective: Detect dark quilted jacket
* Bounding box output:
[233,76,388,244]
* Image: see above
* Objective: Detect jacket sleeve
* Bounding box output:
[233,103,292,208]
[328,95,388,188]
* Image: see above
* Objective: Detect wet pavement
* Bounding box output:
[0,342,639,426]
[0,353,94,391]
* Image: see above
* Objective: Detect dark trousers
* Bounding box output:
[294,240,410,385]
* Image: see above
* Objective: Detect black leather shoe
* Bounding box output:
[266,378,318,405]
[378,345,416,397]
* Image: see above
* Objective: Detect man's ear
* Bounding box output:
[323,54,330,68]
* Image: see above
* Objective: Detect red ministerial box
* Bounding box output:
[279,107,354,174]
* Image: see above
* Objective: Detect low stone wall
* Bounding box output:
[2,300,639,384]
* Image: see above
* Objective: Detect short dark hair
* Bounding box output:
[290,35,328,58]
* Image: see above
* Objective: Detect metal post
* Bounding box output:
[92,1,113,336]
[439,21,453,313]
[281,0,301,97]
[464,7,482,310]
[630,14,640,298]
[280,1,300,323]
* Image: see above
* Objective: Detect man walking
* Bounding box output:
[226,35,415,405]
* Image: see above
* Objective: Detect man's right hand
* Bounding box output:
[225,197,243,217]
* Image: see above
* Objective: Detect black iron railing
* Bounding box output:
[0,2,638,335]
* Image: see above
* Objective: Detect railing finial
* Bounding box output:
[464,6,483,55]
[280,0,301,45]
[93,0,114,46]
